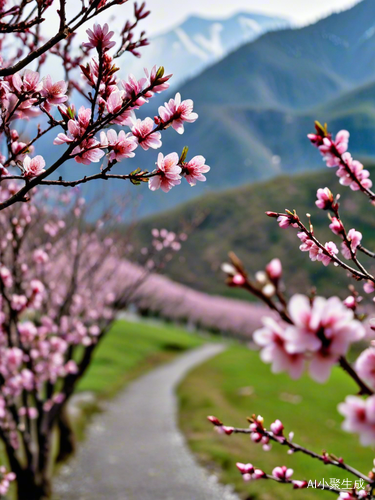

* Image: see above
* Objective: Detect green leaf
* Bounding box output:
[179,146,189,164]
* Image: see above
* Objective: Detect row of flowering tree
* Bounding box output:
[208,123,375,499]
[0,0,211,498]
[0,183,192,499]
[126,246,266,338]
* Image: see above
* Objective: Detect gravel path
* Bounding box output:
[54,344,239,500]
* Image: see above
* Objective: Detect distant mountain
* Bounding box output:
[27,0,375,218]
[123,13,289,88]
[130,166,375,299]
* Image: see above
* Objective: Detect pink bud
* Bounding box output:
[222,426,234,435]
[232,274,246,286]
[207,415,222,426]
[292,480,308,489]
[251,432,262,443]
[272,466,293,481]
[253,469,266,479]
[236,462,254,475]
[266,258,282,281]
[315,187,334,210]
[270,419,284,436]
[343,296,356,310]
[329,217,344,235]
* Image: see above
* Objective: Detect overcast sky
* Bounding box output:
[131,0,362,36]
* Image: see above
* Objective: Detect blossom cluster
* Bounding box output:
[0,16,209,211]
[254,294,365,382]
[213,121,375,500]
[308,124,373,194]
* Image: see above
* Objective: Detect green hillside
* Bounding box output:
[133,167,375,300]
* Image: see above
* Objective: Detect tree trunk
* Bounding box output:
[16,469,51,500]
[55,404,76,463]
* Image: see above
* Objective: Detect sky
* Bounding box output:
[135,0,363,36]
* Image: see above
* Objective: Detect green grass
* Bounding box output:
[77,318,205,398]
[178,344,374,500]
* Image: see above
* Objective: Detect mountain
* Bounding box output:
[130,166,375,299]
[123,13,289,88]
[25,0,375,217]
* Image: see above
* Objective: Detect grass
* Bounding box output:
[178,343,375,500]
[68,318,207,442]
[76,318,205,398]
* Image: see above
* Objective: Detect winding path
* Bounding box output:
[54,344,239,500]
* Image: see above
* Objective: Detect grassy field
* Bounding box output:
[178,344,375,500]
[77,318,205,397]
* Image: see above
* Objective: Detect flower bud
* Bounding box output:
[266,258,282,281]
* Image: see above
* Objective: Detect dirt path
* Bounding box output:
[54,343,239,500]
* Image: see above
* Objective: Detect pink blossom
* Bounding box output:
[253,317,305,379]
[315,187,333,210]
[338,395,375,445]
[337,153,373,191]
[72,138,105,165]
[30,279,45,293]
[33,249,48,264]
[83,24,116,51]
[100,129,138,161]
[334,130,350,154]
[144,66,171,94]
[0,164,8,177]
[297,232,321,262]
[131,117,162,150]
[106,90,124,114]
[18,322,37,343]
[317,130,349,167]
[22,155,45,179]
[236,463,254,475]
[266,258,282,281]
[270,419,284,437]
[319,241,338,266]
[0,266,12,287]
[182,155,210,186]
[11,295,27,311]
[12,69,42,94]
[329,217,344,235]
[285,295,365,382]
[158,92,198,134]
[272,466,293,481]
[54,106,92,145]
[11,141,34,161]
[364,281,375,294]
[148,152,182,193]
[121,75,147,107]
[41,76,68,108]
[341,228,362,259]
[355,348,375,390]
[277,215,298,229]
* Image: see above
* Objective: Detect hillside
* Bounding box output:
[27,0,375,218]
[124,12,288,89]
[67,0,375,216]
[131,167,375,300]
